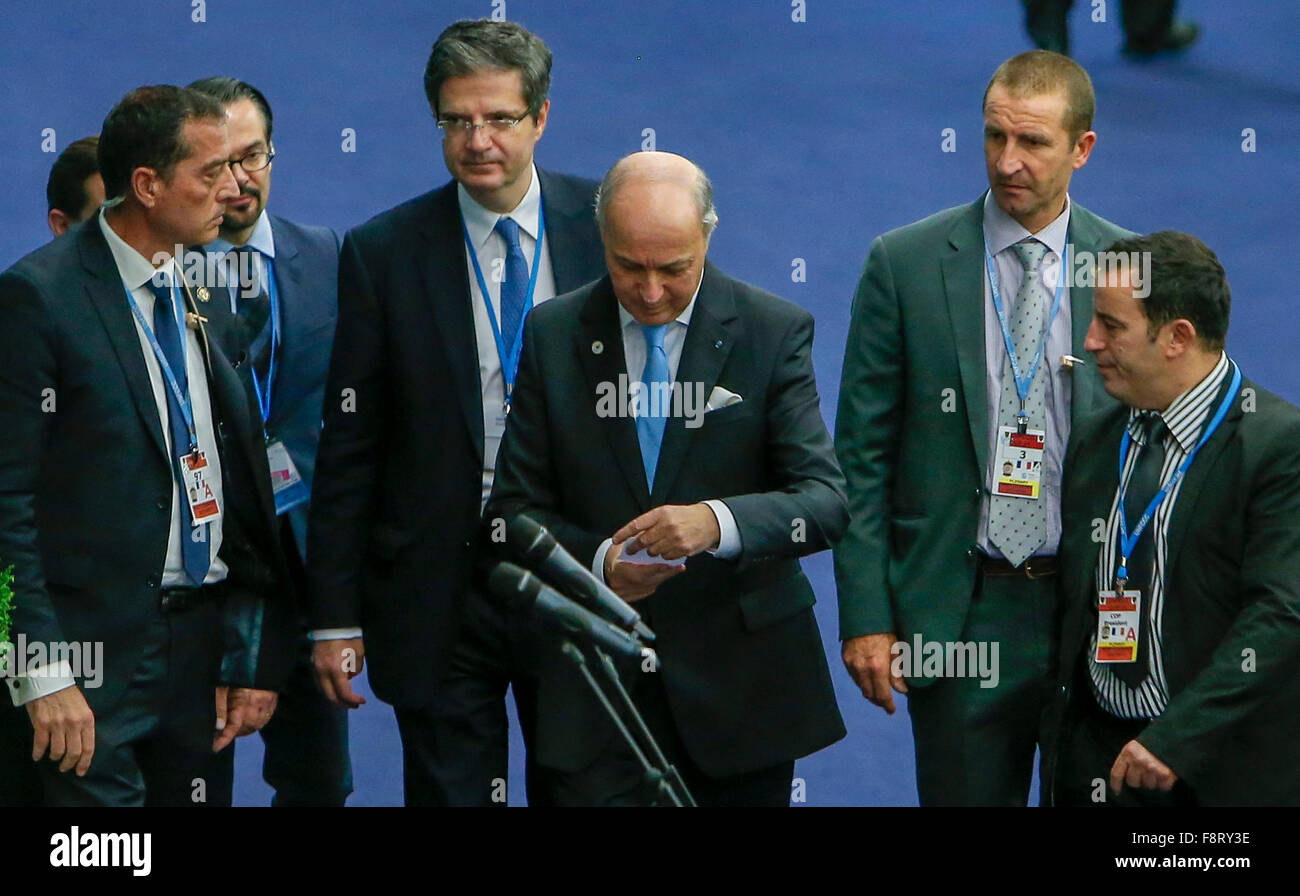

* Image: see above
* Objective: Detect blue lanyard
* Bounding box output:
[246,257,280,427]
[985,241,1066,428]
[1115,361,1242,586]
[124,278,197,453]
[461,201,545,411]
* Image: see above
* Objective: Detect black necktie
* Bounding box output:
[1115,412,1167,688]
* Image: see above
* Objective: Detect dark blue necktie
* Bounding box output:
[636,323,671,490]
[494,217,529,357]
[149,280,210,586]
[234,246,273,385]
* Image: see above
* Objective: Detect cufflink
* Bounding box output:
[592,340,604,355]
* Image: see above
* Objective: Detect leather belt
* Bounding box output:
[979,554,1058,579]
[158,581,226,613]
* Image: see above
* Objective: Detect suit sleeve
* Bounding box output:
[721,309,849,567]
[0,270,64,650]
[305,233,389,629]
[485,314,608,567]
[832,236,905,640]
[1138,416,1300,781]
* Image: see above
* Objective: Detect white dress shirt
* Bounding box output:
[207,208,276,313]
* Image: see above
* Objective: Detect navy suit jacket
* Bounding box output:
[307,169,606,706]
[485,265,849,775]
[203,215,341,560]
[0,219,295,719]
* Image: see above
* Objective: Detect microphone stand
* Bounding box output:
[559,641,695,807]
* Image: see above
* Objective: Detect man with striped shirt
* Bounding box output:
[1046,231,1300,806]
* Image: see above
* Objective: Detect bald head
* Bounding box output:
[594,151,718,239]
[596,152,716,325]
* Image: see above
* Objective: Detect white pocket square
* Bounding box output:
[705,386,743,413]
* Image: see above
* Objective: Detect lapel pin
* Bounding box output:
[592,340,604,355]
[713,339,723,349]
[196,286,210,303]
[1061,354,1086,368]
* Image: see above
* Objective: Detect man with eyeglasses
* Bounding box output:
[188,77,351,807]
[306,18,604,805]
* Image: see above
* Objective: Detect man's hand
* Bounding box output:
[842,633,907,714]
[1109,739,1177,795]
[603,539,687,602]
[612,503,721,561]
[312,637,367,709]
[213,686,278,752]
[26,686,95,775]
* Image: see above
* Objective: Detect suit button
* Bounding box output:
[145,576,158,589]
[965,548,976,559]
[463,539,471,549]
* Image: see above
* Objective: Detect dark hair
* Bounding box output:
[1106,231,1231,352]
[423,19,552,119]
[187,76,274,144]
[98,85,226,200]
[984,50,1095,142]
[46,135,100,216]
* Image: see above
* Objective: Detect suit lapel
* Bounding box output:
[1066,205,1102,424]
[577,279,651,508]
[418,185,485,464]
[265,219,303,428]
[1163,374,1245,578]
[78,224,170,464]
[650,265,735,505]
[941,199,990,477]
[538,169,591,294]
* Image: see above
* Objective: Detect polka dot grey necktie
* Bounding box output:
[988,238,1050,567]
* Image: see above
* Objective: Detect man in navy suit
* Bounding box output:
[0,85,294,806]
[307,19,606,805]
[191,77,351,806]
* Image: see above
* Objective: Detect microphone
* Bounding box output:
[506,515,655,642]
[489,562,656,666]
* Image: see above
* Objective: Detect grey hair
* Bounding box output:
[594,157,718,238]
[423,19,552,119]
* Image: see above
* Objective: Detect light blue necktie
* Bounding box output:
[636,323,671,489]
[494,217,529,356]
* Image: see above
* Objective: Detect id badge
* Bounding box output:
[181,450,222,524]
[1095,589,1141,663]
[266,438,309,515]
[994,425,1045,499]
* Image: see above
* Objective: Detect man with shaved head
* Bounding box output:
[487,151,848,806]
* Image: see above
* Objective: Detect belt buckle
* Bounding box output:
[1024,557,1052,579]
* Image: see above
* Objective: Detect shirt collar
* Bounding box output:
[617,264,705,333]
[458,163,542,251]
[206,209,275,259]
[1126,352,1232,454]
[98,207,181,291]
[982,190,1071,261]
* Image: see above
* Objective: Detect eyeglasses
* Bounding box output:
[229,149,275,173]
[435,114,529,138]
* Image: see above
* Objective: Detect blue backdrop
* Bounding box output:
[4,0,1296,805]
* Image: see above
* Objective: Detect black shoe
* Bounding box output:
[1122,19,1200,60]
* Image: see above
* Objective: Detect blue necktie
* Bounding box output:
[149,280,210,586]
[494,217,529,357]
[636,323,671,490]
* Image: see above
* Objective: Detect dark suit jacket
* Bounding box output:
[1044,377,1300,806]
[833,195,1132,661]
[202,215,341,560]
[307,169,605,706]
[0,218,295,720]
[485,264,849,776]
